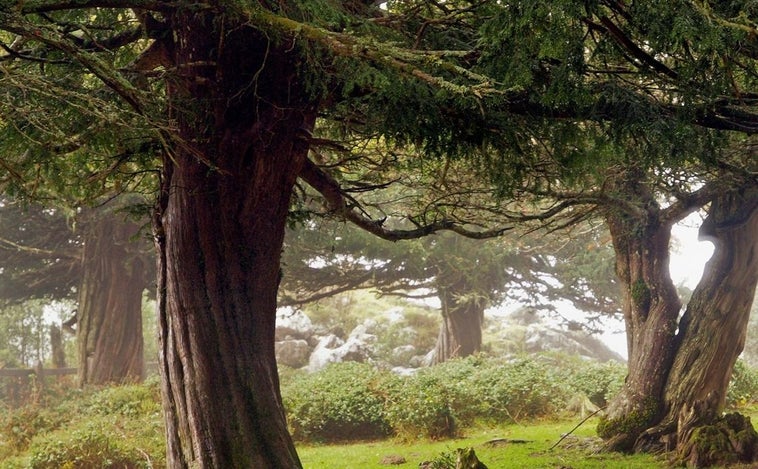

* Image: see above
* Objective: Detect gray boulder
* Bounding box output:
[306,323,378,372]
[306,334,345,372]
[390,345,417,365]
[275,339,311,368]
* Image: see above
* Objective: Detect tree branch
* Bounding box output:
[7,0,175,14]
[598,16,678,80]
[659,176,755,226]
[280,270,375,307]
[0,236,80,260]
[299,157,512,240]
[0,12,148,113]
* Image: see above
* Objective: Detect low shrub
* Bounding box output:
[466,357,564,423]
[282,362,394,441]
[281,355,630,441]
[728,360,758,407]
[0,380,165,468]
[385,371,457,440]
[84,377,162,417]
[0,405,65,453]
[562,359,626,408]
[422,356,487,426]
[27,424,145,469]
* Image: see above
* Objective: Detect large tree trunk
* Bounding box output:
[77,212,146,385]
[430,282,484,365]
[639,186,758,465]
[597,175,682,451]
[154,11,315,468]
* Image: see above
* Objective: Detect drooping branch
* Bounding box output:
[8,0,174,14]
[0,12,148,114]
[279,270,375,307]
[299,157,513,240]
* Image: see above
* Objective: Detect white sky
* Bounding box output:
[669,213,715,290]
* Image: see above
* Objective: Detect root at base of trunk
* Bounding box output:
[675,413,758,468]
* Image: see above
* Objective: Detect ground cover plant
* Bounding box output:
[0,377,165,468]
[1,355,756,467]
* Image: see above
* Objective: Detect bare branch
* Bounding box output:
[0,236,79,260]
[299,157,513,240]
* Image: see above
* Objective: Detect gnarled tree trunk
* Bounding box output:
[641,186,758,465]
[598,174,682,451]
[430,287,485,365]
[77,212,146,385]
[597,173,758,466]
[154,10,315,468]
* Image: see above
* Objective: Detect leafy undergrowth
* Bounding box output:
[2,359,757,468]
[282,355,627,442]
[0,376,165,469]
[297,418,665,468]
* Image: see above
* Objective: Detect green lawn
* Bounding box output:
[297,418,665,468]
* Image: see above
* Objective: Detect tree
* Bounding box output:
[282,218,620,364]
[456,2,758,462]
[283,226,519,363]
[0,1,755,467]
[76,208,148,384]
[642,186,758,463]
[594,167,708,451]
[0,199,150,385]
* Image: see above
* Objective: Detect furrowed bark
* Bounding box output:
[154,8,315,468]
[78,212,146,385]
[598,172,681,451]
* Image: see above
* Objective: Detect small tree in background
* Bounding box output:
[0,199,151,384]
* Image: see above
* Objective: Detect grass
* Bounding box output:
[297,417,665,468]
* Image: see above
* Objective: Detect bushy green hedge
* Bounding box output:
[558,358,627,408]
[4,354,758,464]
[27,425,144,469]
[280,354,630,442]
[282,362,395,441]
[384,372,457,440]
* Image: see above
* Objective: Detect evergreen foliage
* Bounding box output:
[282,218,621,324]
[0,0,755,465]
[0,200,80,305]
